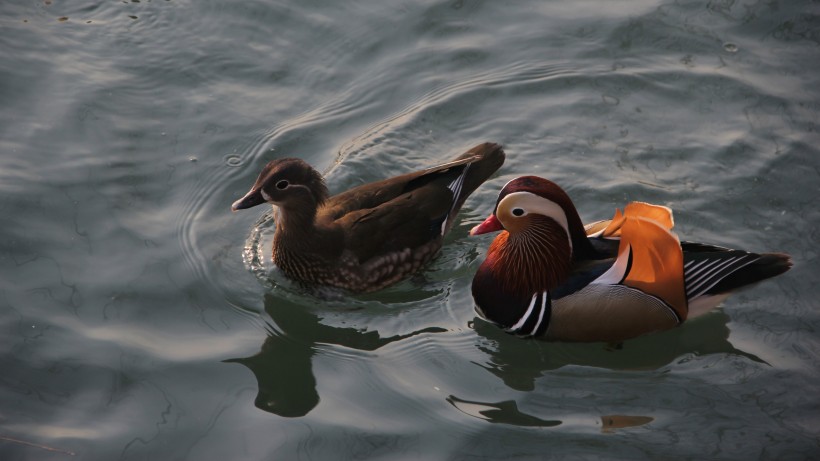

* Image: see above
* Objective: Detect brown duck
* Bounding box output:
[232,142,505,292]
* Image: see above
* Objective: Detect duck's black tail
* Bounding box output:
[708,252,792,294]
[682,243,792,298]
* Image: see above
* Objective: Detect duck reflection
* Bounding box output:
[226,293,445,417]
[224,323,318,417]
[600,414,655,433]
[446,395,561,427]
[446,394,655,432]
[444,311,758,432]
[472,310,765,392]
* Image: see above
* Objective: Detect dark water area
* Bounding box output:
[1,0,819,459]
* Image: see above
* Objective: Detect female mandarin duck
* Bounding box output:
[470,176,792,342]
[232,142,505,292]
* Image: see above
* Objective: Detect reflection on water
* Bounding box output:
[600,415,655,433]
[224,327,318,417]
[226,293,445,417]
[0,435,76,457]
[472,310,766,392]
[446,395,561,427]
[446,397,656,433]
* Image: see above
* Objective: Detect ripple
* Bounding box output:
[224,154,244,167]
[242,208,277,286]
[174,127,274,322]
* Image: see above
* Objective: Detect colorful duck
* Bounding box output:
[470,176,792,342]
[232,142,505,292]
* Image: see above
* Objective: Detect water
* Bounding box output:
[1,0,818,459]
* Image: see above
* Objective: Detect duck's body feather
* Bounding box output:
[233,143,505,292]
[480,241,788,342]
[471,177,792,342]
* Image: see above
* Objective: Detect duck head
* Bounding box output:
[231,158,329,215]
[470,176,596,293]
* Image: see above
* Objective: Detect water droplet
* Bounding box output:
[225,155,243,167]
[723,42,738,53]
[602,94,620,106]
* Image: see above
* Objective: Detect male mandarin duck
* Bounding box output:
[232,142,505,292]
[469,176,792,342]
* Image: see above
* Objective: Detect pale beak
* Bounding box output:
[231,188,265,211]
[469,214,504,236]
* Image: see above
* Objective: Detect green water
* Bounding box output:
[1,0,818,459]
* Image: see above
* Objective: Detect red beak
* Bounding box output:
[469,214,504,236]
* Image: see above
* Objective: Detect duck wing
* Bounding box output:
[323,142,503,221]
[540,205,687,341]
[322,143,505,262]
[589,203,687,318]
[336,185,454,263]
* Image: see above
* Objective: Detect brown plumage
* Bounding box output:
[482,215,572,295]
[232,142,505,292]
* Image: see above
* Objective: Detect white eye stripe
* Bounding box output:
[261,183,312,203]
[498,192,571,243]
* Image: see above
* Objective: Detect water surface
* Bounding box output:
[1,0,818,459]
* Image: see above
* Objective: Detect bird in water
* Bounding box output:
[470,175,792,342]
[232,142,505,293]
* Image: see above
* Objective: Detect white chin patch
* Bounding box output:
[261,190,273,202]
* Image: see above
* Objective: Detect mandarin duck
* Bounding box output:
[232,142,505,292]
[470,176,792,342]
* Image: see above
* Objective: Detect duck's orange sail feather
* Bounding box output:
[601,202,674,237]
[605,202,687,320]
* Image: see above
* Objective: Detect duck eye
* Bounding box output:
[275,180,289,190]
[512,208,525,217]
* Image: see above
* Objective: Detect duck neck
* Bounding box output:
[274,202,318,237]
[272,202,321,267]
[471,218,573,330]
